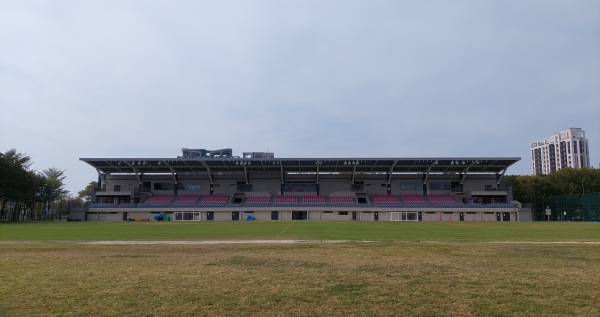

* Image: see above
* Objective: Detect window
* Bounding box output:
[114,185,121,192]
[179,183,201,190]
[430,182,451,190]
[443,212,453,214]
[153,183,174,190]
[338,211,348,215]
[283,182,317,192]
[400,182,421,190]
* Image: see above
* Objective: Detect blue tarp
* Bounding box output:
[246,215,255,221]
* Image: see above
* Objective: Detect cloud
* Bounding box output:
[1,0,599,192]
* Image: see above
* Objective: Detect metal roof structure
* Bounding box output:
[80,157,520,176]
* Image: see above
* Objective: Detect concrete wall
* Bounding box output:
[76,209,531,222]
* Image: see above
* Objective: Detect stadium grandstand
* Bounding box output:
[73,148,528,222]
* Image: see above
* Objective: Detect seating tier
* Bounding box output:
[329,196,355,206]
[400,194,429,207]
[273,195,299,206]
[140,195,175,206]
[301,195,327,206]
[371,194,402,207]
[172,195,201,207]
[245,196,271,206]
[198,194,230,206]
[426,195,461,206]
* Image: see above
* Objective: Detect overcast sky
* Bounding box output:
[1,0,599,195]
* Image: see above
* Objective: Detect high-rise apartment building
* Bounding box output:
[531,128,590,175]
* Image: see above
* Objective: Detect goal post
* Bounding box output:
[172,211,202,221]
[390,211,418,221]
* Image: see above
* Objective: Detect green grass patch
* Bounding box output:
[1,221,599,242]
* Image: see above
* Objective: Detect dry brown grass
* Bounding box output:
[1,242,599,316]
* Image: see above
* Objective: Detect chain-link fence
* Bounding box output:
[531,193,600,222]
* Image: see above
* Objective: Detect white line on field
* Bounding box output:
[276,221,296,237]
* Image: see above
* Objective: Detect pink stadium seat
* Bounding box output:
[426,194,461,206]
[329,196,355,206]
[301,195,326,206]
[371,194,402,206]
[274,195,298,206]
[198,194,230,206]
[400,194,429,206]
[140,195,175,206]
[245,196,271,206]
[172,195,201,207]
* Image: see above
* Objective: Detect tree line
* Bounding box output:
[0,149,79,222]
[505,168,600,203]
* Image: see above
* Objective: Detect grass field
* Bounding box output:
[1,221,600,242]
[1,222,599,316]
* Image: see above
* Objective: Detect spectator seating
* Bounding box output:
[90,203,115,208]
[273,195,299,206]
[426,194,461,207]
[301,195,327,206]
[329,196,356,207]
[139,195,175,207]
[465,202,513,208]
[488,203,513,208]
[172,195,202,207]
[371,194,402,207]
[400,194,429,207]
[198,194,230,207]
[245,196,271,206]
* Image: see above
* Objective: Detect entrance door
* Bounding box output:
[418,212,422,221]
[232,211,240,221]
[292,211,307,220]
[496,212,501,222]
[206,211,214,221]
[502,212,510,222]
[352,211,358,220]
[271,211,279,220]
[122,212,128,221]
[406,212,417,221]
[374,211,379,221]
[459,212,465,221]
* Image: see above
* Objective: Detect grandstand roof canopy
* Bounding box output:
[80,157,520,175]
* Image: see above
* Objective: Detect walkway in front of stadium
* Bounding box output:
[1,240,599,245]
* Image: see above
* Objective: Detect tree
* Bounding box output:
[78,181,97,199]
[506,168,600,203]
[39,168,69,221]
[1,149,74,222]
[0,149,37,221]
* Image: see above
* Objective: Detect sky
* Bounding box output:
[1,0,599,195]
